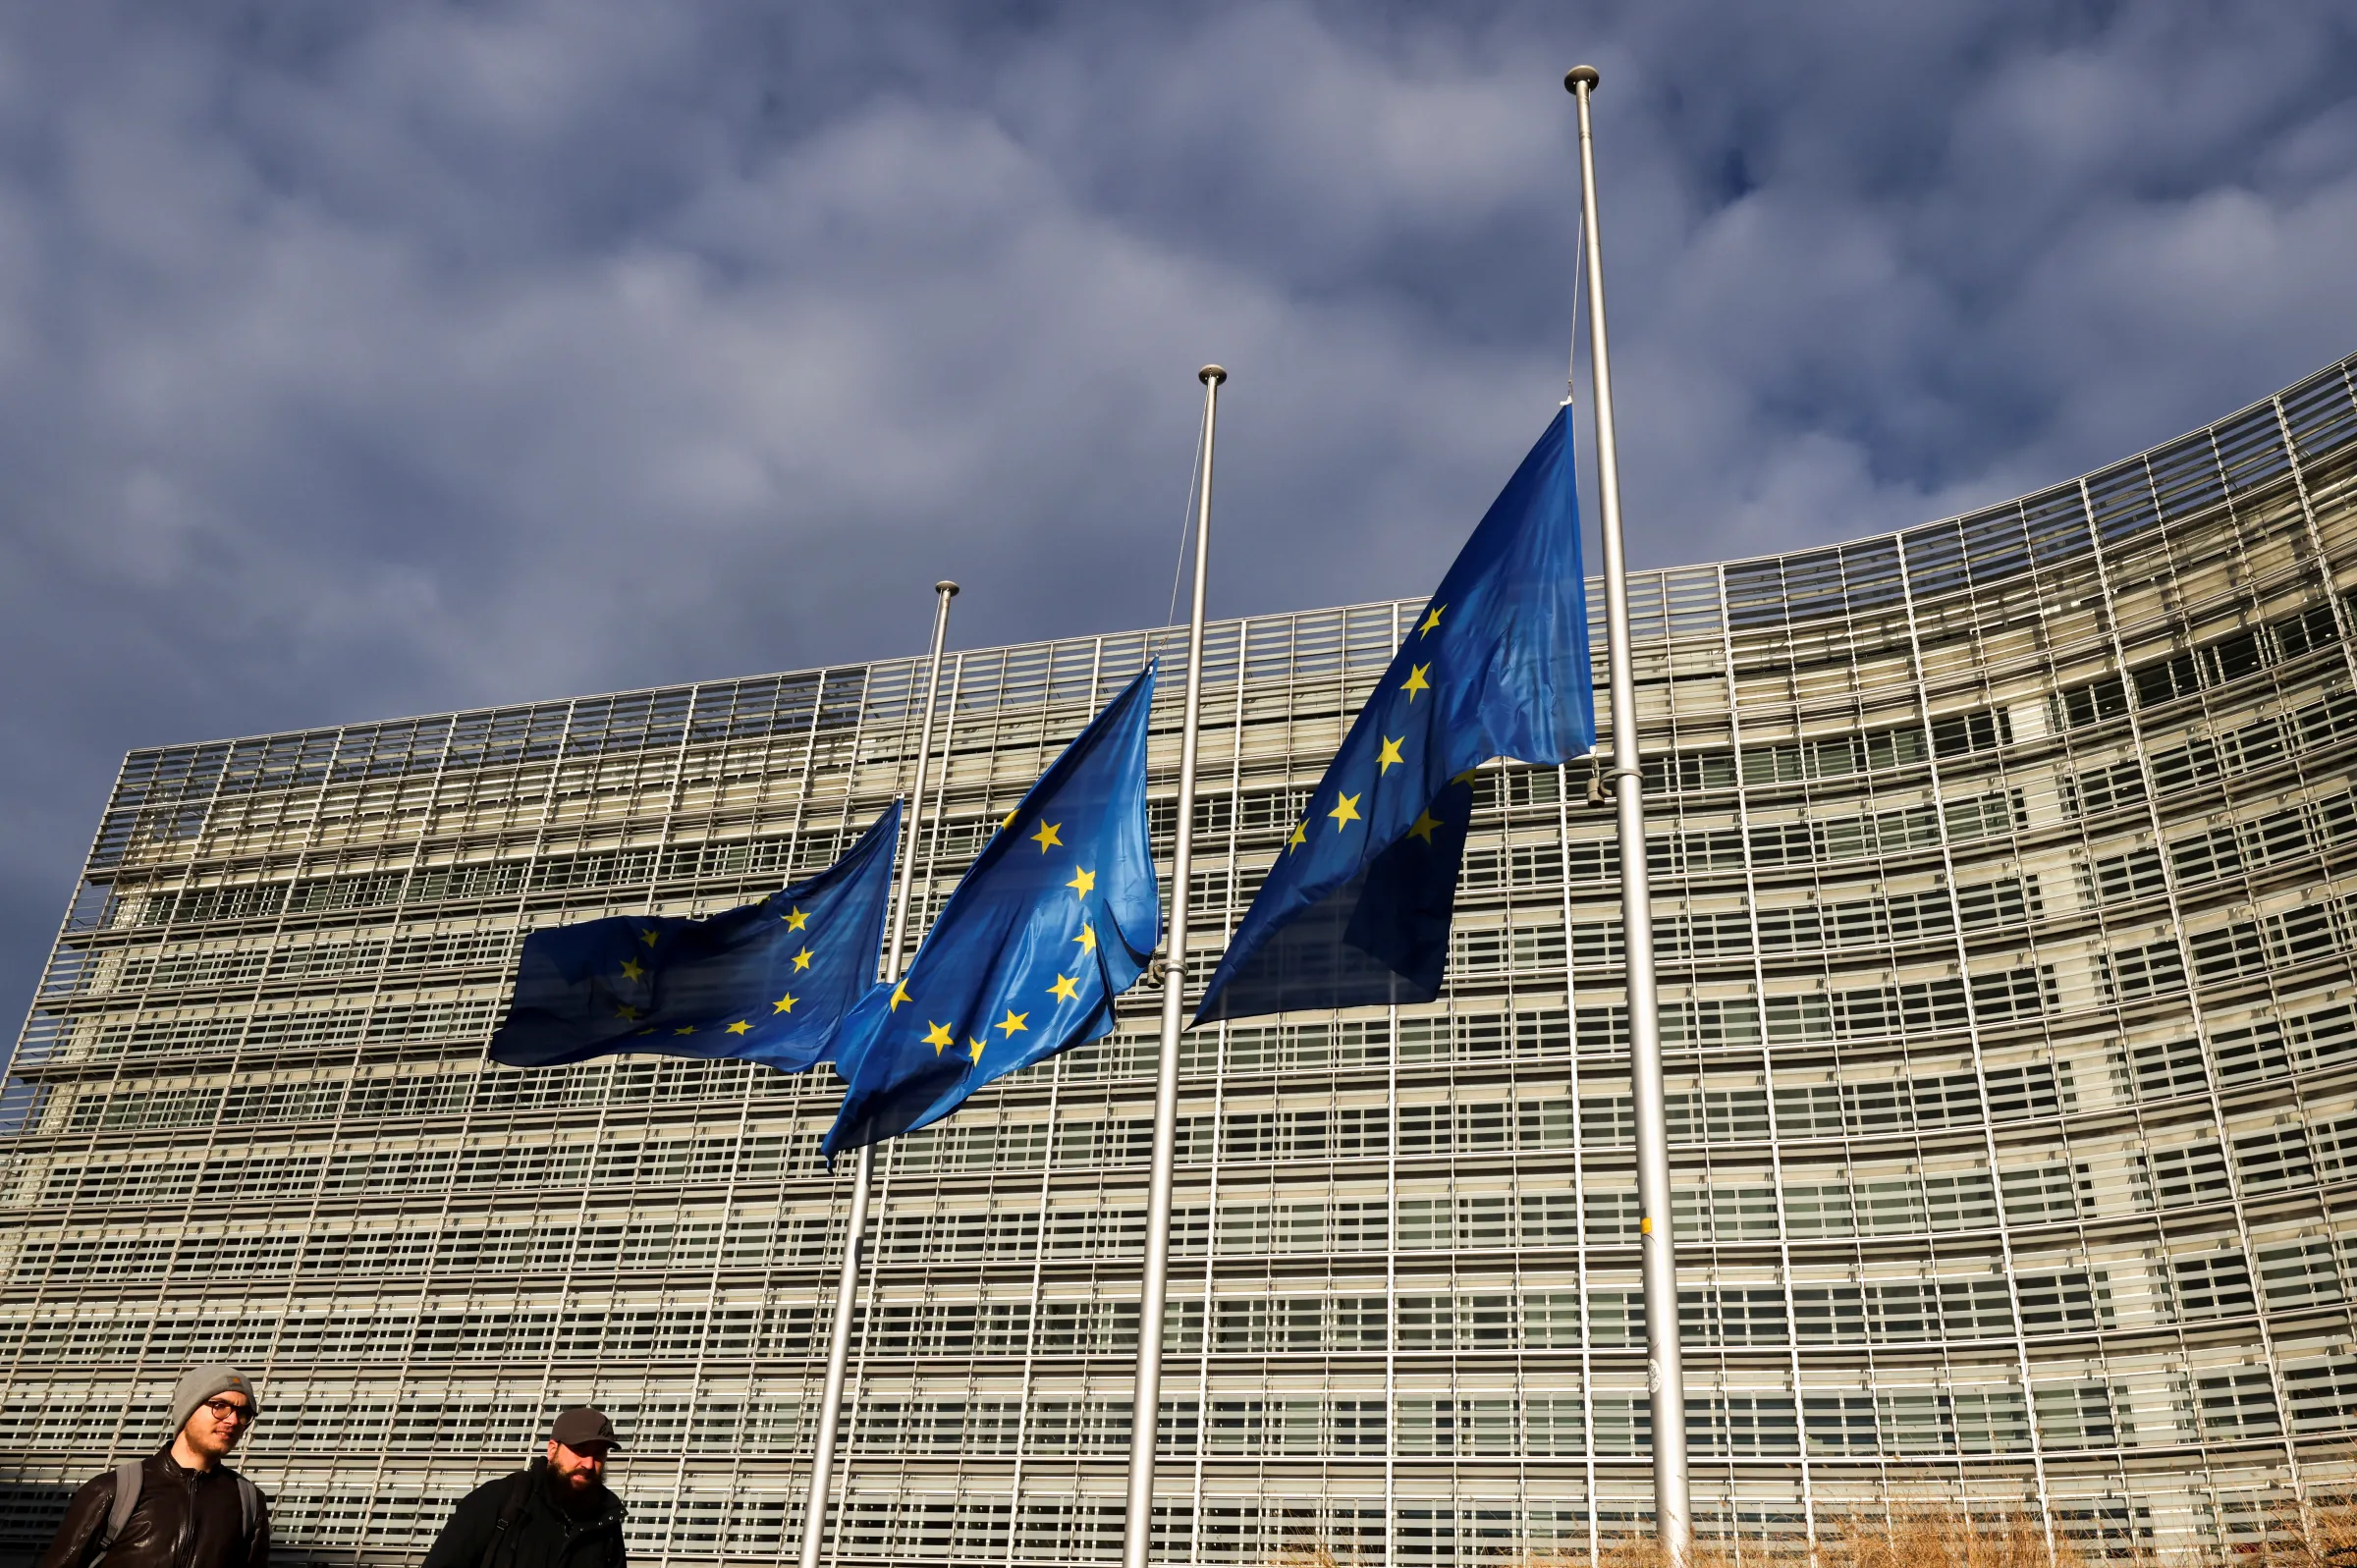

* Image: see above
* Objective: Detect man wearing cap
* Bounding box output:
[36,1366,269,1568]
[422,1407,626,1568]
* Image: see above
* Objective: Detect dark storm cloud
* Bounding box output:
[2,0,2355,1020]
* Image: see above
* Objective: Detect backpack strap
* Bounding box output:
[94,1459,142,1557]
[478,1467,538,1568]
[233,1475,262,1545]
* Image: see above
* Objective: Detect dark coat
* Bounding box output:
[421,1461,626,1568]
[35,1450,269,1568]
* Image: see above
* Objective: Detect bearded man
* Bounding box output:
[422,1407,626,1568]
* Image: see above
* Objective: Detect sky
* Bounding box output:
[3,0,2356,1022]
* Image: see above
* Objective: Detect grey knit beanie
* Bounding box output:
[167,1366,259,1436]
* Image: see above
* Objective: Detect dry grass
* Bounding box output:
[1536,1511,2076,1568]
[1261,1489,2357,1568]
[2234,1487,2357,1568]
[1591,1534,1751,1568]
[1267,1547,1343,1568]
[1817,1509,2083,1568]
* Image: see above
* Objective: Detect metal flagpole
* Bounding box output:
[1124,364,1226,1568]
[1565,64,1693,1562]
[798,579,960,1568]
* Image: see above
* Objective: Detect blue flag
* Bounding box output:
[488,803,900,1070]
[822,667,1160,1158]
[1195,406,1595,1023]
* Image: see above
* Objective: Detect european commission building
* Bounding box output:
[10,354,2357,1568]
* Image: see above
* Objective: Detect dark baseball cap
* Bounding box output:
[550,1407,619,1451]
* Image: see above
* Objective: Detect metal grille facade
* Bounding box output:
[9,354,2357,1566]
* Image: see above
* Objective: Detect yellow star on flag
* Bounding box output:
[996,1009,1030,1037]
[774,994,797,1014]
[1074,922,1097,954]
[1032,820,1063,852]
[619,957,645,982]
[1067,866,1096,897]
[1401,663,1432,701]
[614,1005,638,1022]
[674,1025,697,1036]
[783,906,810,932]
[1378,736,1405,775]
[967,1038,986,1063]
[889,980,911,1012]
[1328,792,1362,829]
[1419,604,1446,637]
[793,947,813,972]
[924,1021,955,1055]
[1048,974,1080,1002]
[726,1020,751,1036]
[1407,808,1446,844]
[638,929,660,947]
[1288,819,1307,853]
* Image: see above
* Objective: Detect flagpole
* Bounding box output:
[1124,363,1225,1568]
[1566,64,1693,1562]
[798,579,959,1568]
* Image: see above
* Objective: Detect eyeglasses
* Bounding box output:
[201,1399,256,1424]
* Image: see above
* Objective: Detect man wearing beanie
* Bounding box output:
[422,1407,626,1568]
[36,1366,268,1568]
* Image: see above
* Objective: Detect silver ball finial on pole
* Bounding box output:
[1198,364,1227,385]
[935,579,960,597]
[1564,64,1600,93]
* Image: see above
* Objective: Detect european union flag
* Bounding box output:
[488,803,900,1070]
[1195,406,1595,1022]
[822,668,1160,1159]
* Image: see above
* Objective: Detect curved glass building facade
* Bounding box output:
[6,354,2357,1566]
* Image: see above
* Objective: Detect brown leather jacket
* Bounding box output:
[36,1451,269,1568]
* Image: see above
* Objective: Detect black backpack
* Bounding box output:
[477,1468,540,1568]
[92,1459,263,1558]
